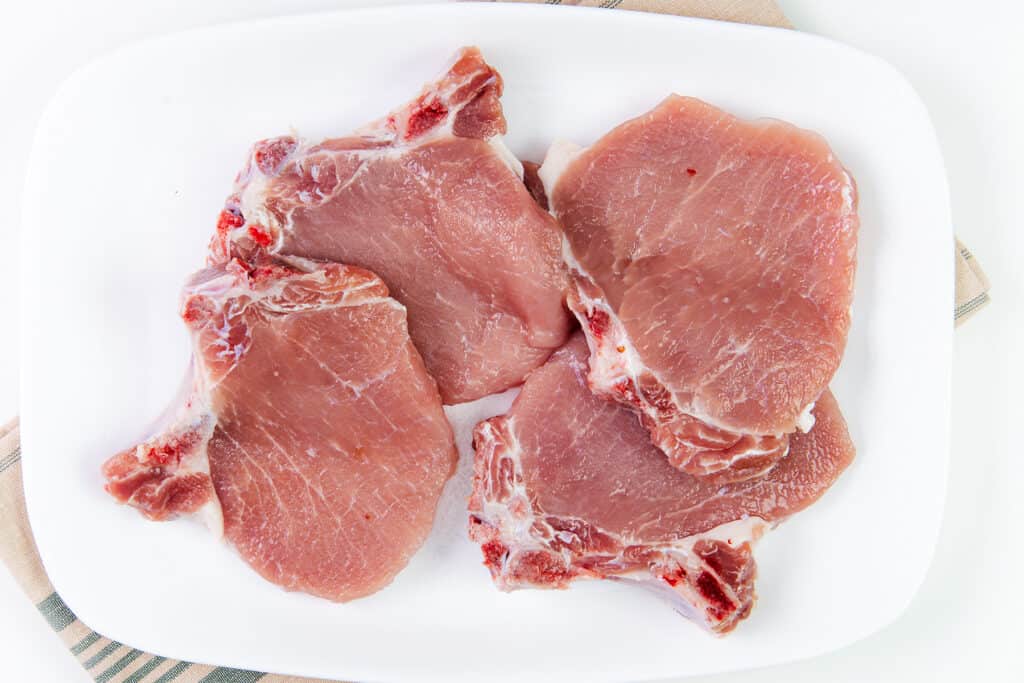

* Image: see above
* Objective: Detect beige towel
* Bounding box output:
[0,2,989,681]
[954,239,991,325]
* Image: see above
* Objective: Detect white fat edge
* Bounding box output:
[709,440,792,478]
[257,264,404,312]
[265,295,403,315]
[610,518,769,590]
[796,401,817,433]
[621,516,769,560]
[178,414,225,538]
[351,118,519,177]
[841,179,855,213]
[474,420,549,558]
[680,516,769,549]
[237,171,287,250]
[271,253,320,274]
[133,397,225,537]
[195,253,402,314]
[537,139,583,210]
[272,257,406,312]
[130,391,206,464]
[232,131,313,249]
[141,360,199,438]
[197,498,224,539]
[335,120,458,168]
[356,131,524,191]
[185,268,251,303]
[834,159,857,215]
[191,424,223,538]
[487,134,524,179]
[558,215,663,423]
[351,117,398,144]
[183,312,228,539]
[566,263,646,392]
[258,291,386,310]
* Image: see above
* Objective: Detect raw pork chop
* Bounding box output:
[468,334,854,634]
[210,47,570,404]
[103,258,457,601]
[540,96,858,481]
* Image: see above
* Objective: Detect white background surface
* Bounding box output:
[0,1,1019,681]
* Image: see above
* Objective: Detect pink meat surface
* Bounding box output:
[468,334,854,634]
[210,47,570,404]
[103,258,457,601]
[541,96,858,481]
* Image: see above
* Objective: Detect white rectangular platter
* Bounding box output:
[20,3,953,681]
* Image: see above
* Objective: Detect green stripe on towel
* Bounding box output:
[153,661,192,683]
[120,656,167,683]
[83,641,122,669]
[95,648,143,683]
[36,592,76,631]
[198,668,266,683]
[70,632,101,655]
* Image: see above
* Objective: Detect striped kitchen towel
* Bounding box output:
[954,239,990,325]
[0,2,990,682]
